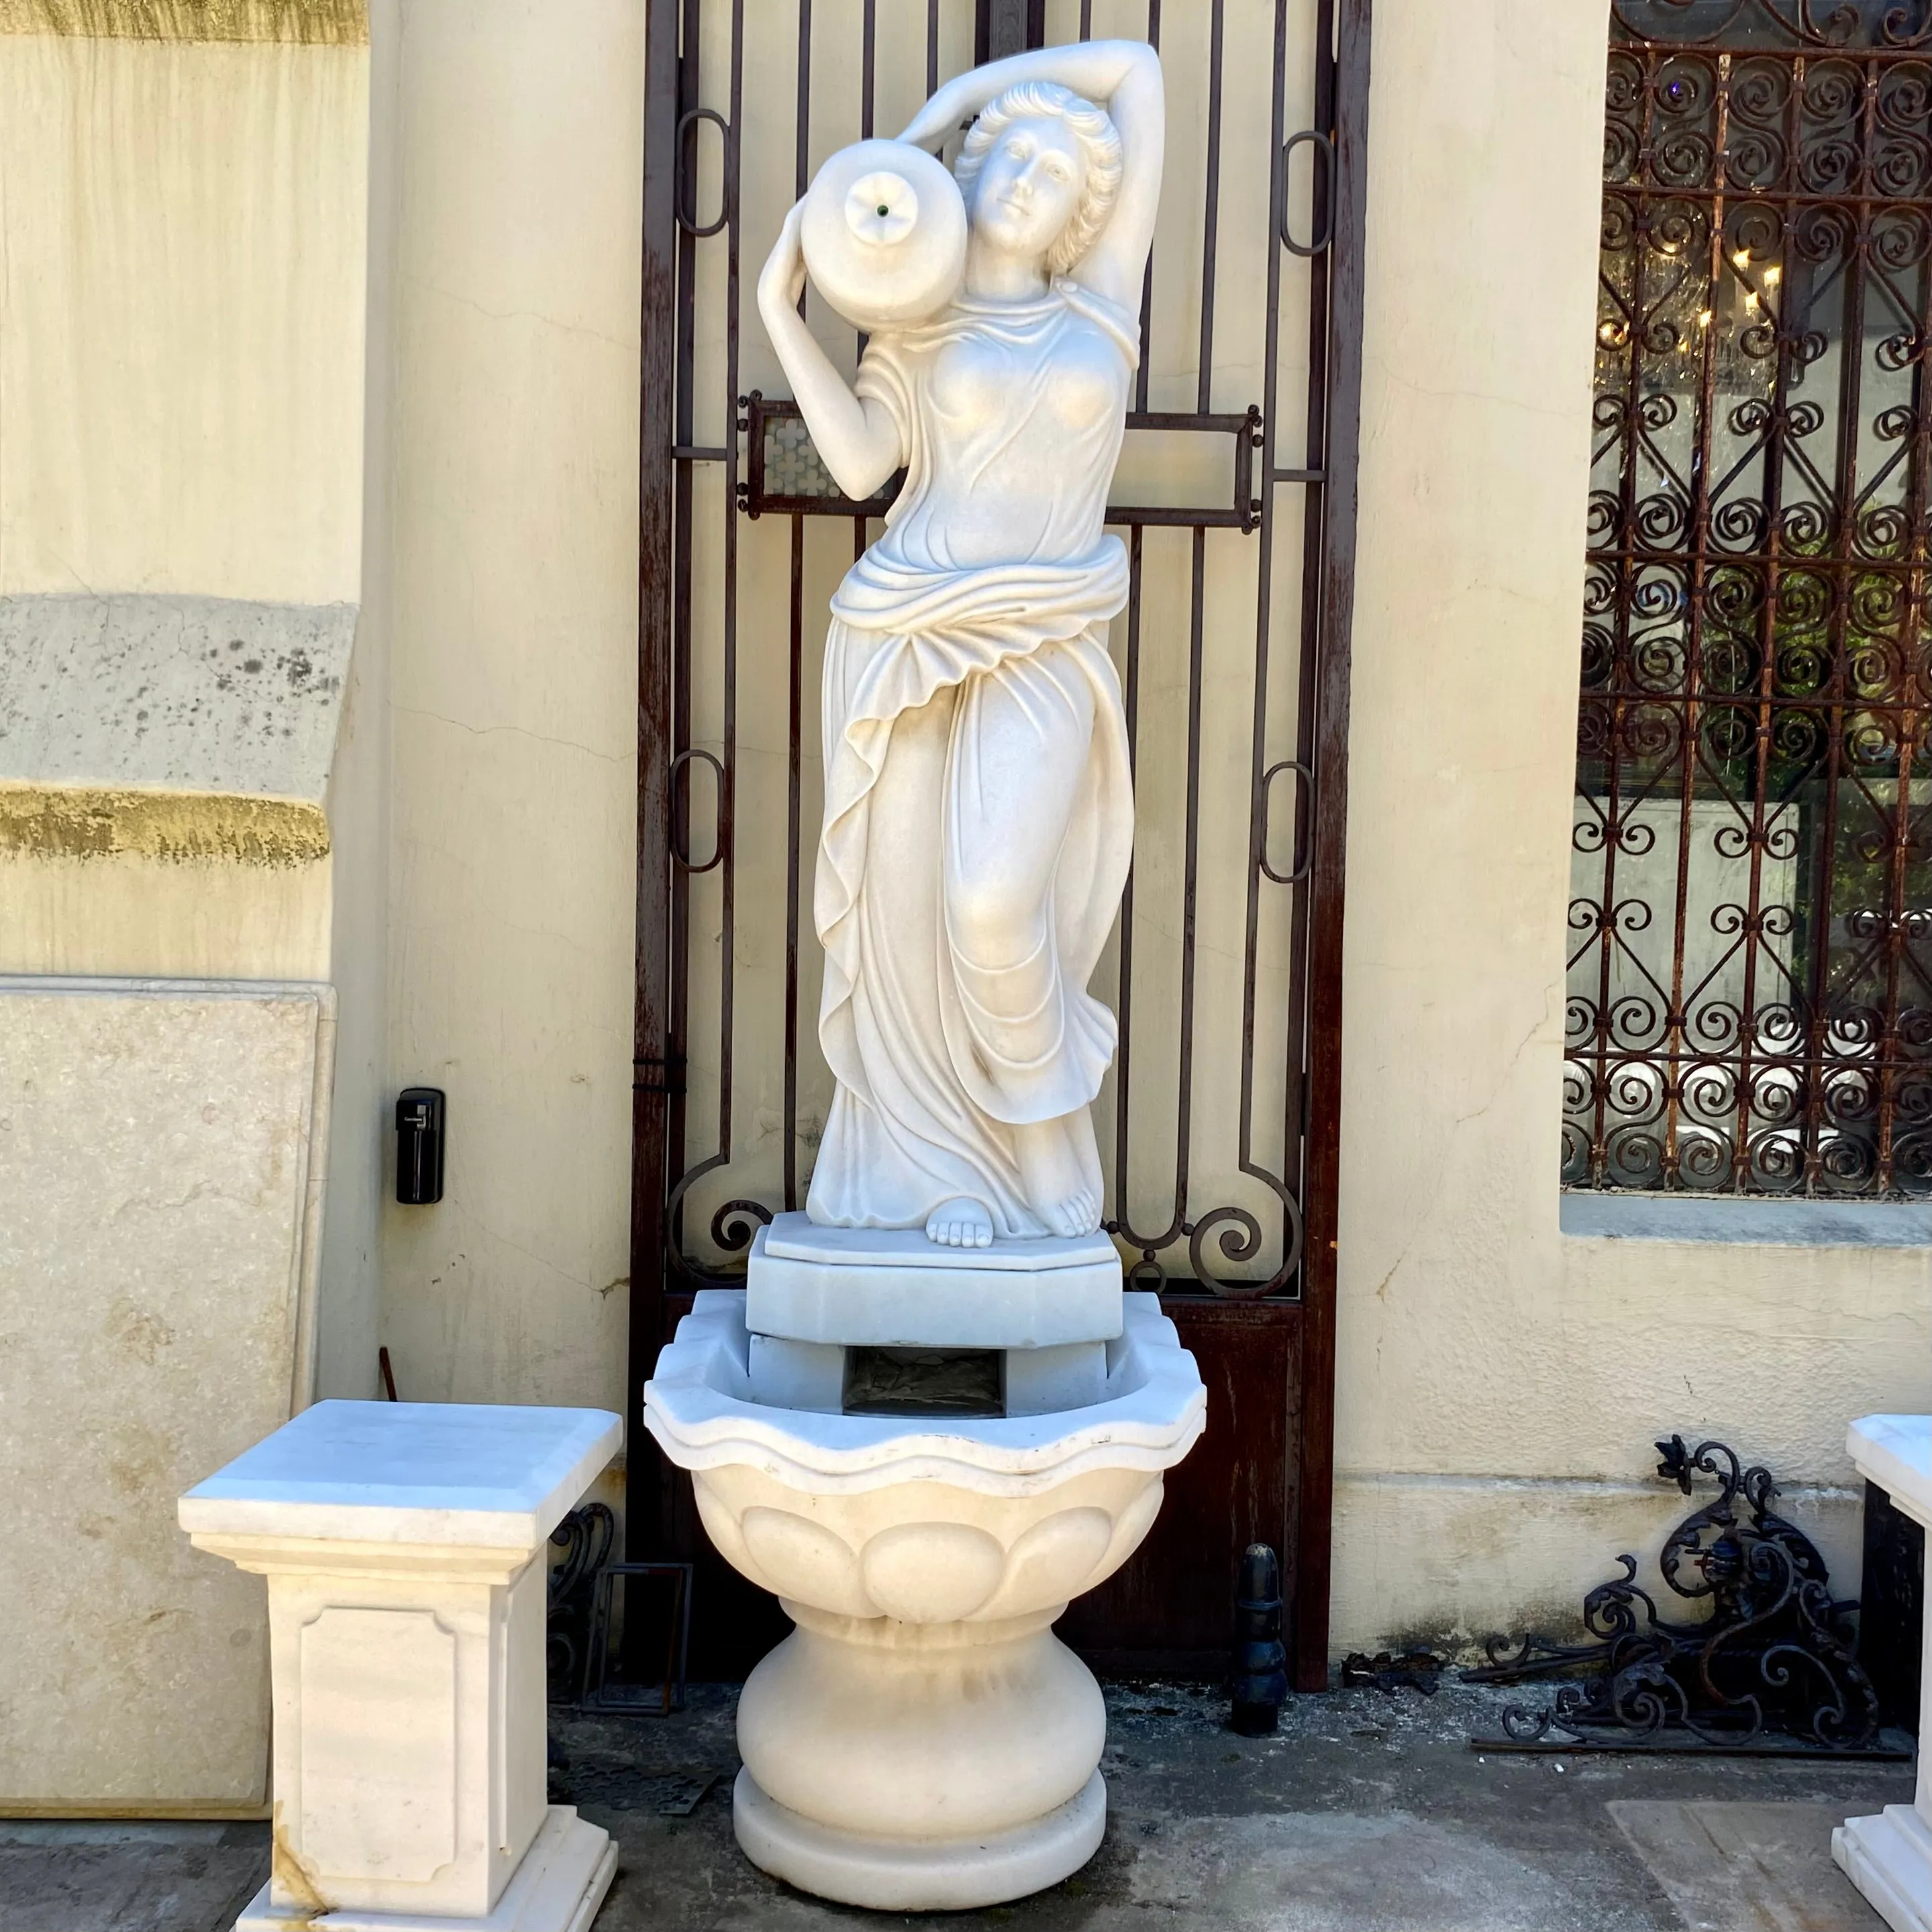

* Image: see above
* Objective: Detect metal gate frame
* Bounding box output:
[630,0,1370,1688]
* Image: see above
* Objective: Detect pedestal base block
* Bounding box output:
[234,1807,616,1932]
[733,1767,1105,1911]
[1834,1806,1932,1932]
[748,1213,1122,1348]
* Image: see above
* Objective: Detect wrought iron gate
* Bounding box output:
[631,0,1370,1681]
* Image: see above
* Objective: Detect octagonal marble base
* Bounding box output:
[748,1211,1122,1348]
[644,1290,1205,1911]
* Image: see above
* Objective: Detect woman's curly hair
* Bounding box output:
[953,81,1124,278]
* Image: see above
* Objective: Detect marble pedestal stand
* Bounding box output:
[644,1217,1206,1912]
[1834,1414,1931,1932]
[179,1401,623,1932]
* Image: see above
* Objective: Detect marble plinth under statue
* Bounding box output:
[645,38,1207,1913]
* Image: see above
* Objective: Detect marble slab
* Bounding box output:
[232,1807,617,1931]
[181,1400,624,1547]
[0,976,333,1812]
[764,1215,1120,1272]
[748,1212,1122,1349]
[1845,1414,1932,1524]
[1834,1804,1931,1932]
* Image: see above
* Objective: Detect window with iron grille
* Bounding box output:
[1567,0,1932,1196]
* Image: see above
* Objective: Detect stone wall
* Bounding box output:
[0,0,370,1809]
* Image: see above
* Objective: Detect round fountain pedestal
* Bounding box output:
[735,1605,1106,1907]
[642,1278,1205,1911]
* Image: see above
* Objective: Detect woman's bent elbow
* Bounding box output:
[825,446,899,502]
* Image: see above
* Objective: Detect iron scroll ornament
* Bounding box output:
[1611,0,1932,46]
[1566,1,1932,1199]
[1464,1436,1894,1753]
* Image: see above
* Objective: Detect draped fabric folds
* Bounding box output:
[805,282,1139,1237]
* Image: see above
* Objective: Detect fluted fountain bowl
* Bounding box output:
[643,1289,1205,1911]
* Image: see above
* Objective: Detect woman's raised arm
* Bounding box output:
[756,202,905,502]
[897,40,1162,311]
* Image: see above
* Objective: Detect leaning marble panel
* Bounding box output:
[0,976,332,1811]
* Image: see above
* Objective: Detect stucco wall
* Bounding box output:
[1329,0,1932,1653]
[367,0,641,1412]
[344,0,1929,1652]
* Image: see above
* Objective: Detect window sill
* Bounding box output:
[1560,1191,1932,1249]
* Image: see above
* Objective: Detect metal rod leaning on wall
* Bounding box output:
[1294,0,1372,1691]
[632,0,682,1562]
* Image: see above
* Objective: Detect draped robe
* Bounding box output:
[806,280,1139,1237]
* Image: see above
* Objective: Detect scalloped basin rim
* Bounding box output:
[644,1291,1206,1489]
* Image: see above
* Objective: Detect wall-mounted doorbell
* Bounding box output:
[395,1088,446,1205]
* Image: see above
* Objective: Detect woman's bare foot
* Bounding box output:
[925,1197,995,1248]
[1014,1111,1105,1238]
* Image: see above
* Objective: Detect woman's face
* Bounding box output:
[970,115,1087,261]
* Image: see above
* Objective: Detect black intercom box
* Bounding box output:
[395,1088,446,1205]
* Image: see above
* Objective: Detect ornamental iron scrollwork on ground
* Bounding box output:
[547,1503,693,1715]
[1464,1435,1906,1756]
[1568,0,1932,1197]
[546,1501,616,1705]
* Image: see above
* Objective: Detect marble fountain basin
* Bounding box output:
[642,1290,1206,1910]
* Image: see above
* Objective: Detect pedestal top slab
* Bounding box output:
[1847,1413,1932,1524]
[765,1215,1117,1273]
[748,1213,1122,1348]
[179,1400,622,1549]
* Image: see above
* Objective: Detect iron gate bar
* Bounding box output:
[631,0,1372,1680]
[659,0,1323,1294]
[629,0,680,1572]
[741,393,1264,529]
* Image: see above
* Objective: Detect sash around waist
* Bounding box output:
[828,541,1131,640]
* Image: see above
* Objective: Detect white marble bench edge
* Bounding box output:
[177,1405,623,1549]
[1847,1413,1932,1525]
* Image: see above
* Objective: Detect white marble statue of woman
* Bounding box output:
[758,42,1162,1251]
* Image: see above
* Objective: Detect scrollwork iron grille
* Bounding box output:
[1568,0,1932,1194]
[644,0,1360,1292]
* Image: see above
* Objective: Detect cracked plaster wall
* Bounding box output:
[1329,0,1932,1654]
